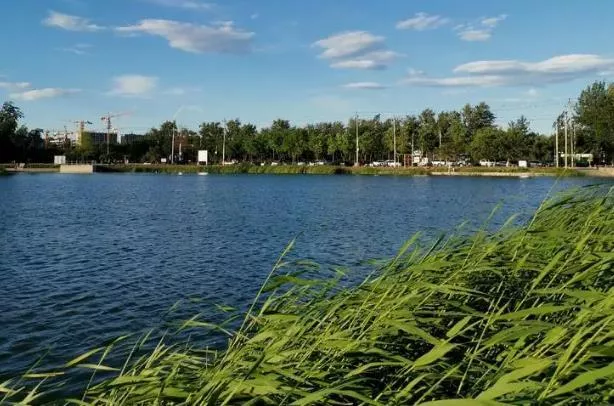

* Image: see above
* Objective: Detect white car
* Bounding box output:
[385,160,401,167]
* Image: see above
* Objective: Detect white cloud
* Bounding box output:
[116,19,254,54]
[250,13,259,20]
[526,88,538,97]
[403,74,506,87]
[456,14,507,42]
[43,11,104,32]
[58,43,92,55]
[342,82,386,90]
[458,29,491,42]
[454,54,614,75]
[10,88,80,101]
[0,82,31,90]
[109,75,158,97]
[482,14,507,28]
[313,31,398,70]
[146,0,214,10]
[396,12,450,30]
[330,50,401,70]
[313,31,384,60]
[403,54,614,87]
[164,86,201,95]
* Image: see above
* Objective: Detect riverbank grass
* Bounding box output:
[3,185,613,405]
[105,163,581,177]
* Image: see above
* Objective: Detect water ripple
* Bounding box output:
[0,174,602,380]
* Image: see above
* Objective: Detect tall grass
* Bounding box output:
[2,185,613,405]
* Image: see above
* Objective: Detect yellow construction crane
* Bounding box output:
[71,120,93,146]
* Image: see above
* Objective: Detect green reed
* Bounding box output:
[2,184,612,405]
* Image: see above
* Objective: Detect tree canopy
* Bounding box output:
[2,80,614,165]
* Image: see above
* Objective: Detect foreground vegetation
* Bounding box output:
[2,80,614,166]
[2,184,612,405]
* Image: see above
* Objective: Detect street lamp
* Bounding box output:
[171,106,188,164]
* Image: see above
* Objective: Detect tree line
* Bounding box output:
[2,80,613,165]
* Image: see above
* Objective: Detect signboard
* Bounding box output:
[54,155,66,165]
[197,150,208,164]
[161,158,167,164]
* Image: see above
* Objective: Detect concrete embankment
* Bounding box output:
[582,167,614,177]
[430,171,552,177]
[5,167,59,173]
[59,164,94,174]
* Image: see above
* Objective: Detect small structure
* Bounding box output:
[197,150,208,165]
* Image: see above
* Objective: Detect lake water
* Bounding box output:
[0,173,605,380]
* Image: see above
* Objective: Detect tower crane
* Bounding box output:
[101,112,131,158]
[70,120,93,146]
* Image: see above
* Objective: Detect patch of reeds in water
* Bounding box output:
[2,185,613,405]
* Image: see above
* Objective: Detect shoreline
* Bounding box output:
[3,164,614,177]
[99,164,589,177]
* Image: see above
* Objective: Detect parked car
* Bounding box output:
[385,160,401,167]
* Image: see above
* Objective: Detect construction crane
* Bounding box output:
[101,112,131,158]
[70,120,93,146]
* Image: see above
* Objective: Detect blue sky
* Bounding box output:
[1,0,613,134]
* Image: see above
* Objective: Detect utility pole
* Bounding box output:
[555,124,559,168]
[354,113,359,167]
[411,129,415,167]
[393,117,397,165]
[571,121,575,168]
[566,98,574,169]
[565,112,569,169]
[171,121,176,164]
[222,119,226,165]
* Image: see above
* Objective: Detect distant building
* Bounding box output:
[81,132,118,147]
[122,133,145,144]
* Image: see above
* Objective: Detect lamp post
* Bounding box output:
[171,106,188,164]
[222,119,226,165]
[354,113,359,167]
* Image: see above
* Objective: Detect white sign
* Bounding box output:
[161,158,167,164]
[54,155,66,165]
[518,160,528,168]
[198,150,208,164]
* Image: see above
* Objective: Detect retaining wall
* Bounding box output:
[59,164,95,174]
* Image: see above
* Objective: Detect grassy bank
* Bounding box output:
[103,163,582,177]
[3,185,612,405]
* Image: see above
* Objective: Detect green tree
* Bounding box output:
[574,81,614,163]
[417,109,438,158]
[199,122,224,163]
[470,127,504,162]
[0,102,23,162]
[462,102,496,145]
